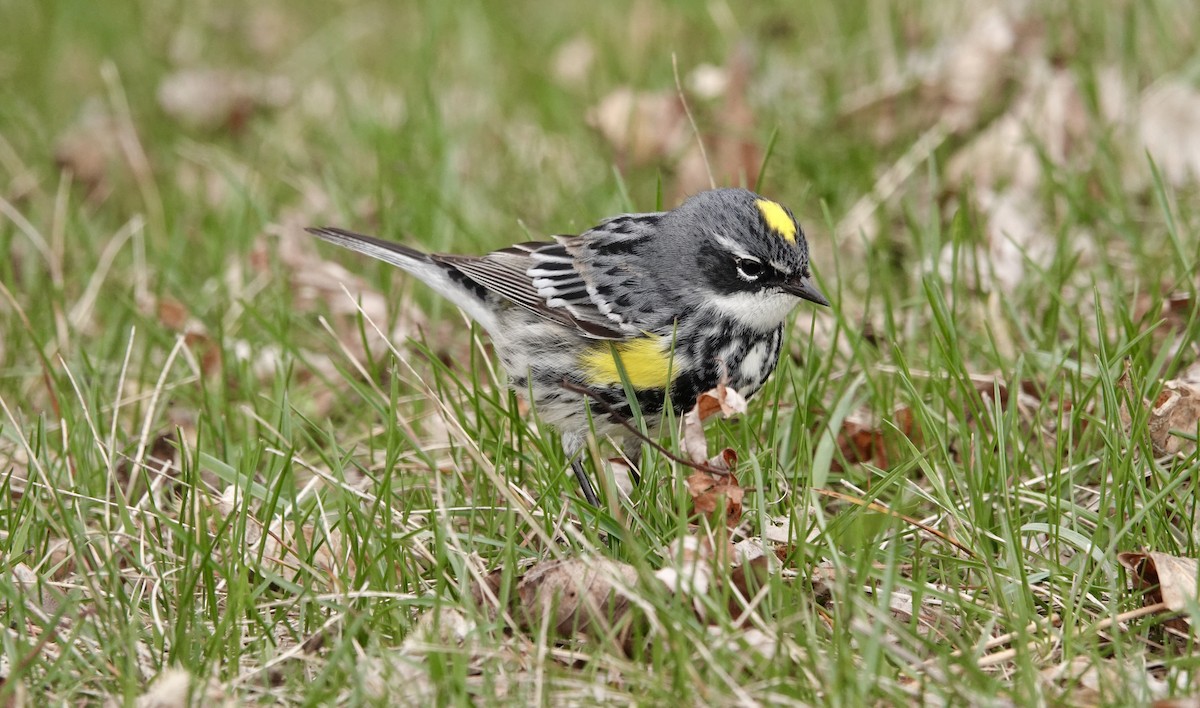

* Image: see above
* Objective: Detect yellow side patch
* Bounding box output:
[756,199,797,244]
[580,335,678,390]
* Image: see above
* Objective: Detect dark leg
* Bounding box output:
[563,432,601,506]
[570,456,601,506]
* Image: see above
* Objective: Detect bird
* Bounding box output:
[307,188,828,506]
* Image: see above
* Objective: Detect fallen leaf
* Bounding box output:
[552,35,596,87]
[654,535,726,616]
[513,558,641,645]
[1118,361,1200,458]
[1118,551,1199,618]
[1138,80,1200,188]
[586,87,688,167]
[1147,381,1200,457]
[687,63,729,100]
[680,383,747,464]
[834,405,917,470]
[686,461,743,527]
[467,568,506,621]
[672,46,761,200]
[157,68,292,134]
[10,563,60,619]
[728,555,772,611]
[933,7,1023,133]
[137,292,222,377]
[136,669,193,708]
[1040,656,1172,705]
[53,98,122,202]
[136,668,230,708]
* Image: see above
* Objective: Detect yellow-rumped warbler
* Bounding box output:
[308,188,828,505]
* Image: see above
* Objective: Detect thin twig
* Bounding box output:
[812,487,975,557]
[672,53,714,190]
[558,380,728,477]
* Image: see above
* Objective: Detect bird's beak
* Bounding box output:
[782,274,830,307]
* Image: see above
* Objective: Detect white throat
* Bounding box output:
[702,290,798,332]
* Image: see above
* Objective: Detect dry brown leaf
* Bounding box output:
[834,406,917,470]
[1041,656,1172,705]
[839,7,1034,144]
[945,62,1090,196]
[114,430,184,499]
[53,98,123,202]
[728,555,772,612]
[1134,291,1196,346]
[1119,552,1199,618]
[1147,381,1200,457]
[467,568,506,621]
[686,450,743,527]
[1138,80,1200,188]
[586,87,688,167]
[136,293,222,377]
[672,47,761,201]
[654,536,725,611]
[1119,361,1200,458]
[933,7,1023,133]
[513,558,640,644]
[696,382,749,422]
[680,383,747,464]
[136,667,231,708]
[679,384,748,525]
[11,563,60,619]
[551,35,596,87]
[157,68,292,133]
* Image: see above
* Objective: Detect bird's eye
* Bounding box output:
[736,258,765,281]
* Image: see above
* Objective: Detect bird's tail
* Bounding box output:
[305,227,500,332]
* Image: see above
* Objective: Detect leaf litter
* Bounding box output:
[15,2,1200,702]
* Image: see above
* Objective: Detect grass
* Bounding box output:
[3,0,1200,704]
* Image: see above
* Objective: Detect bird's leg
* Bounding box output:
[570,457,601,507]
[562,432,601,506]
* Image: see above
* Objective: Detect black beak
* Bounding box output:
[782,274,830,307]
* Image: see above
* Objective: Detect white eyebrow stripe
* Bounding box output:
[713,232,757,261]
[769,259,790,273]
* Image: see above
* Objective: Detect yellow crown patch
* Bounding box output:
[755,199,797,244]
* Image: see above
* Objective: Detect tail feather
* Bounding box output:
[305,226,431,269]
[305,226,500,332]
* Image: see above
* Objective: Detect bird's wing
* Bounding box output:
[529,212,675,337]
[437,242,631,340]
[445,211,674,340]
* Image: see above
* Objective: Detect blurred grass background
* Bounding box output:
[3,0,1200,704]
